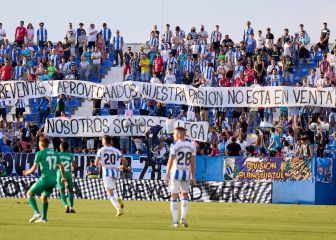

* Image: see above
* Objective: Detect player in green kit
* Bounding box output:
[57,141,76,213]
[23,137,67,223]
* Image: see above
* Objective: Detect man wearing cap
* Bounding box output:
[101,23,112,58]
[211,25,222,53]
[36,22,47,49]
[113,30,124,66]
[0,23,6,47]
[87,24,98,49]
[15,21,27,48]
[0,60,13,80]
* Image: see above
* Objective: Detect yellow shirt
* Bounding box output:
[139,58,150,73]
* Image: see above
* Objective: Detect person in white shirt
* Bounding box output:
[91,47,101,79]
[164,127,196,228]
[160,43,171,63]
[164,68,176,84]
[307,68,319,87]
[256,30,265,50]
[0,23,6,46]
[150,72,161,84]
[266,59,280,76]
[87,24,98,49]
[95,135,126,217]
[283,40,292,57]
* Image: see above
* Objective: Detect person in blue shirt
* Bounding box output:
[38,97,51,125]
[243,21,254,43]
[246,33,256,57]
[268,127,281,157]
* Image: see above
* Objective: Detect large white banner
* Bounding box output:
[44,115,209,142]
[1,80,335,107]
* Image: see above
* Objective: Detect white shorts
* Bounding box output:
[169,179,190,194]
[103,177,117,190]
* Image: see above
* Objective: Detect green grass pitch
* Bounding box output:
[0,198,336,240]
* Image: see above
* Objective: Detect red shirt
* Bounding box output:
[27,74,37,81]
[234,77,244,87]
[1,65,13,80]
[153,57,164,72]
[15,26,27,41]
[244,68,254,82]
[219,78,231,87]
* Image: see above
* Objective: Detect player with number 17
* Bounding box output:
[23,137,68,223]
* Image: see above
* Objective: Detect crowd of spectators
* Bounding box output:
[0,20,335,160]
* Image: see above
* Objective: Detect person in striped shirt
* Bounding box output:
[183,55,194,77]
[148,31,159,48]
[211,25,222,53]
[36,22,47,49]
[113,30,124,66]
[130,52,140,81]
[101,23,112,58]
[203,61,215,86]
[14,60,24,80]
[164,127,196,228]
[163,24,173,47]
[95,135,126,217]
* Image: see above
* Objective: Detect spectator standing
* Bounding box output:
[91,47,102,80]
[38,97,50,125]
[15,20,27,47]
[77,29,88,57]
[139,54,150,82]
[0,23,6,46]
[243,21,254,43]
[113,30,124,66]
[26,23,34,46]
[0,60,13,80]
[211,25,222,53]
[123,47,133,80]
[76,23,85,48]
[225,137,242,156]
[36,22,47,49]
[101,23,112,58]
[256,30,265,50]
[55,94,66,117]
[265,28,274,50]
[130,52,140,81]
[87,24,98,49]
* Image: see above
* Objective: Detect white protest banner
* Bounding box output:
[1,80,335,108]
[44,115,209,142]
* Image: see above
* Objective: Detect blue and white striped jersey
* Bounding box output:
[169,140,196,180]
[101,28,112,42]
[37,28,48,41]
[14,65,24,80]
[113,36,124,50]
[96,146,122,178]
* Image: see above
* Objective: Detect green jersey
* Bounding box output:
[57,152,74,173]
[34,149,60,180]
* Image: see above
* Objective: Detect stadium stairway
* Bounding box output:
[73,67,124,116]
[10,59,117,126]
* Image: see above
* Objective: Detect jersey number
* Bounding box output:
[63,161,70,172]
[46,156,57,170]
[177,152,192,166]
[104,153,116,165]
